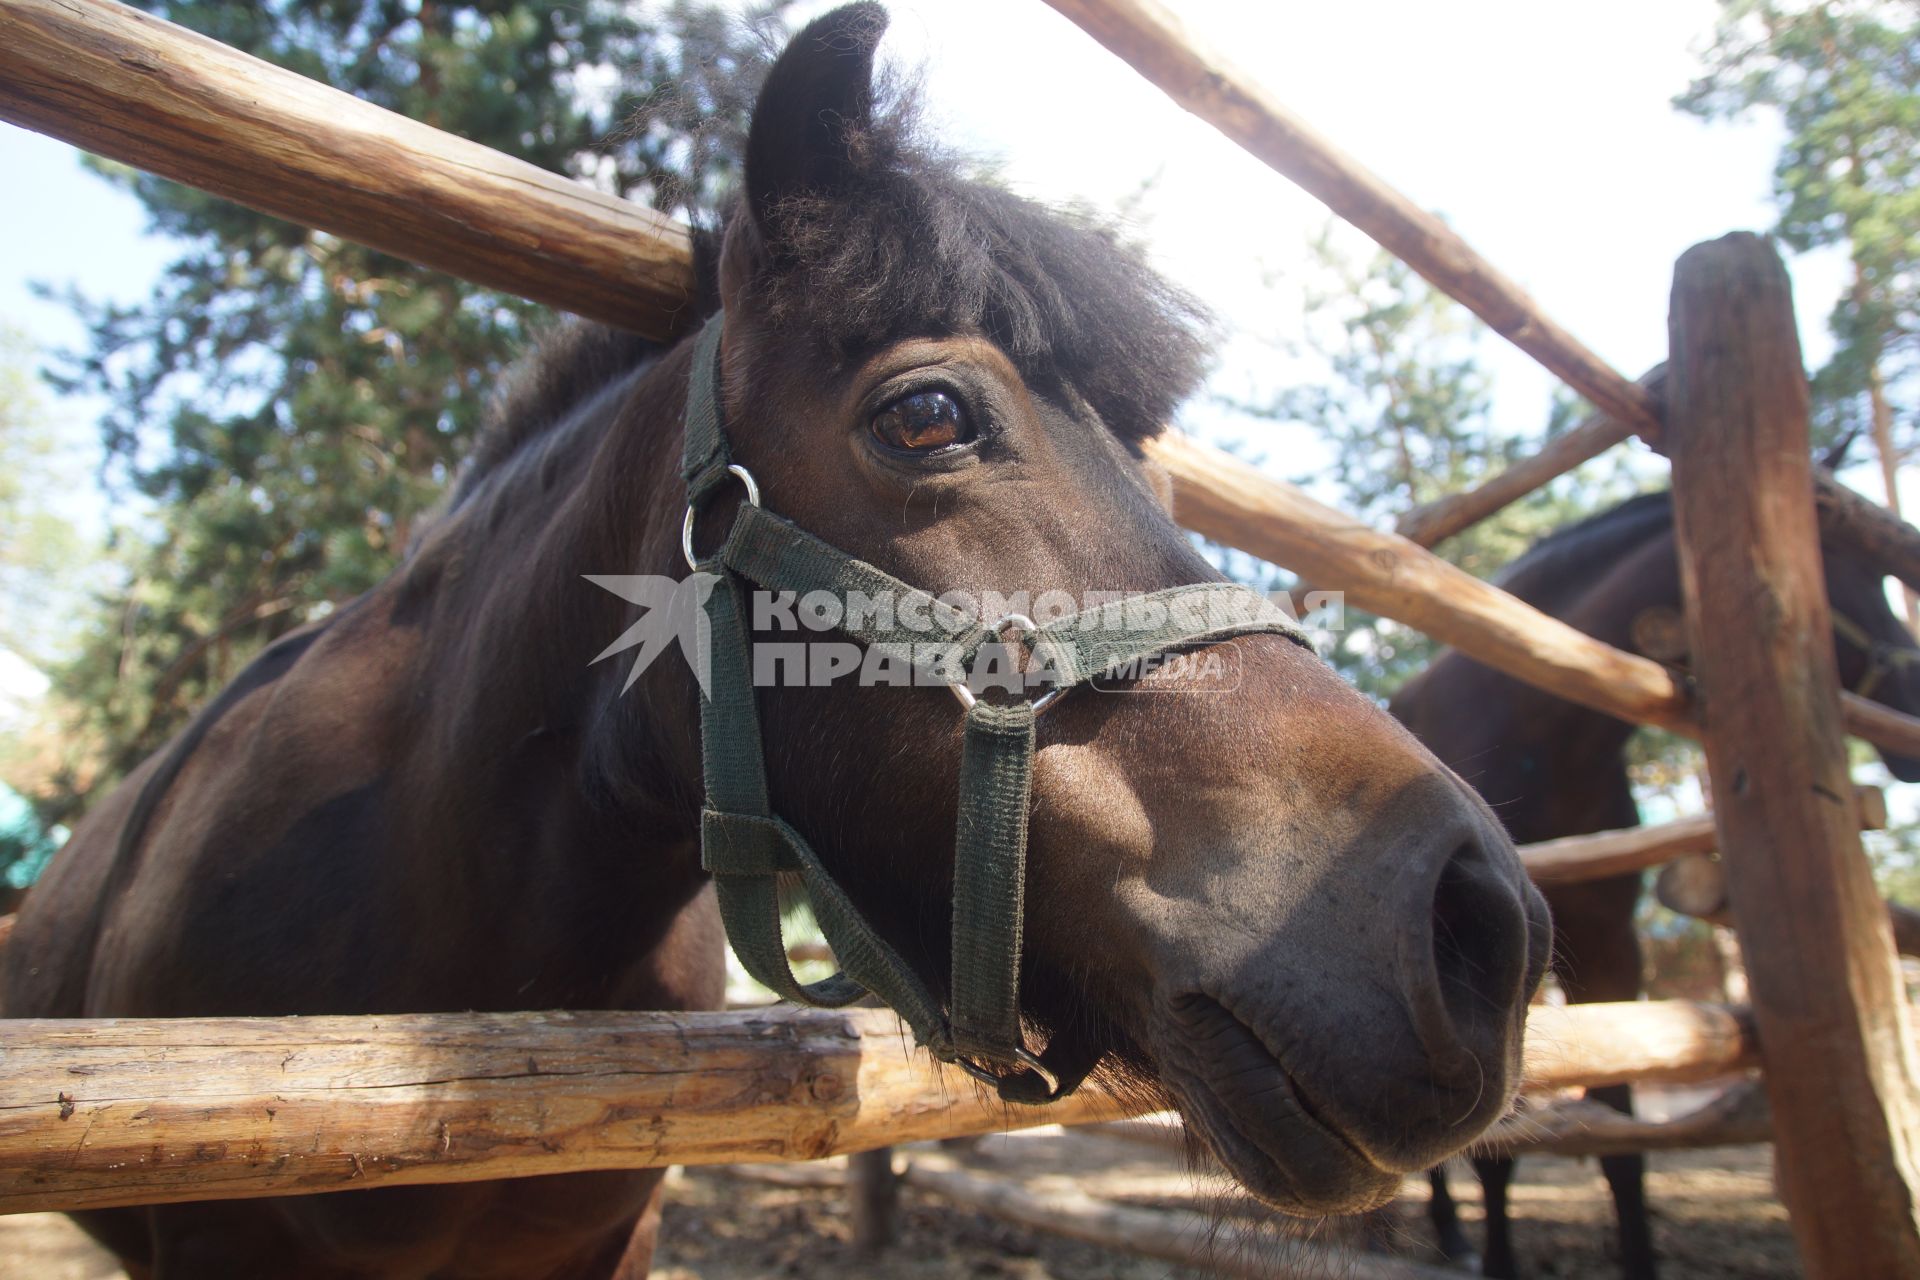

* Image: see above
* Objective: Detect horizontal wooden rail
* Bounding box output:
[0,1007,1123,1215]
[1817,472,1920,599]
[1520,1001,1756,1092]
[1154,432,1920,758]
[0,1001,1753,1215]
[0,0,698,339]
[1839,693,1920,760]
[1522,785,1885,887]
[1523,815,1721,887]
[1147,432,1692,730]
[1477,1082,1771,1159]
[1098,1083,1776,1162]
[1393,355,1920,605]
[1397,367,1663,549]
[1656,853,1920,956]
[1041,0,1662,440]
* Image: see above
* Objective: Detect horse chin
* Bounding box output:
[1148,994,1401,1215]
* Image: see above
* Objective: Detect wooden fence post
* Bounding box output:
[1666,232,1920,1275]
[848,1146,900,1252]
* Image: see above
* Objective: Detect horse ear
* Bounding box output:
[744,3,888,242]
[1820,428,1860,473]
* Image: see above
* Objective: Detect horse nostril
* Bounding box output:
[1417,836,1531,1075]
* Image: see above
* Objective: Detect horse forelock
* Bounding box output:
[450,84,1209,523]
[737,88,1212,443]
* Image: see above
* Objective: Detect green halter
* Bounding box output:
[1832,609,1920,700]
[678,315,1308,1103]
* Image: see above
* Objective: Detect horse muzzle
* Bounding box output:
[1132,775,1550,1214]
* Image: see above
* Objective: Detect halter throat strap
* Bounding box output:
[677,314,1307,1102]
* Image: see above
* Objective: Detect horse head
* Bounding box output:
[672,3,1551,1214]
[1821,531,1920,781]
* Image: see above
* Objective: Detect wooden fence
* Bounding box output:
[3,0,1919,1272]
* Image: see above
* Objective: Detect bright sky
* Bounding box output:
[874,0,1848,441]
[0,0,1905,602]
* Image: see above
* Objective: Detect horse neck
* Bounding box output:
[403,339,706,864]
[1446,524,1685,840]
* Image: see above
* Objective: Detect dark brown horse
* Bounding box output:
[4,7,1550,1276]
[1393,487,1920,1279]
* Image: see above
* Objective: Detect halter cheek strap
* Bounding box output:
[1832,610,1920,701]
[677,314,1309,1103]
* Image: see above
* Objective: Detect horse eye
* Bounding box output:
[871,391,974,453]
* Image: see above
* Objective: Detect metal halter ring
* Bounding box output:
[955,1046,1063,1100]
[682,464,761,571]
[948,613,1068,715]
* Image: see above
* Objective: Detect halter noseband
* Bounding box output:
[1832,609,1920,700]
[677,315,1307,1102]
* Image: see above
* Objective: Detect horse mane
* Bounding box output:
[453,82,1209,504]
[1493,489,1674,609]
[451,228,725,507]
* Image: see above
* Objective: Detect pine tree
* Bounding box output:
[1227,232,1642,699]
[33,0,787,822]
[0,325,89,668]
[1678,0,1920,619]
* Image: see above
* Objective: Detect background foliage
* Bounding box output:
[1219,231,1651,701]
[1679,0,1920,620]
[18,0,785,825]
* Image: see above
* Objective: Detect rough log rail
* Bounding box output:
[1145,432,1692,731]
[1816,472,1920,600]
[1477,1082,1772,1159]
[1520,784,1885,887]
[1046,0,1920,604]
[1396,368,1662,549]
[0,1001,1754,1215]
[1150,431,1920,760]
[1657,853,1920,956]
[1396,361,1920,598]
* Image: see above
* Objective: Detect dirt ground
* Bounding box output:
[0,1091,1799,1279]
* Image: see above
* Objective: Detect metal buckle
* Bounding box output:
[954,1046,1063,1100]
[681,464,761,571]
[948,613,1068,715]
